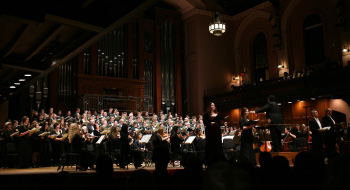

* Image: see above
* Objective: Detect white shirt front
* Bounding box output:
[315,118,322,129]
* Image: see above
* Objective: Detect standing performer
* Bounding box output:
[309,109,326,162]
[239,107,257,166]
[203,102,225,165]
[255,95,284,152]
[322,108,337,158]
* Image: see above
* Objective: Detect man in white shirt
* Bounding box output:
[322,108,337,158]
[309,109,326,161]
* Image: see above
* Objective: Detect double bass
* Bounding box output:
[260,141,272,152]
[260,129,272,152]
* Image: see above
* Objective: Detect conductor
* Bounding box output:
[255,95,284,152]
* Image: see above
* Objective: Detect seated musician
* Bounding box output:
[294,124,306,138]
[170,126,185,163]
[233,129,241,151]
[134,133,145,151]
[108,126,120,150]
[68,123,95,171]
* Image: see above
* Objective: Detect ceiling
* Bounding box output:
[0,0,267,102]
[0,0,152,101]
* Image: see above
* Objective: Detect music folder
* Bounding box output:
[222,135,234,143]
[140,134,152,144]
[322,126,331,131]
[245,119,259,126]
[184,136,196,144]
[96,135,105,144]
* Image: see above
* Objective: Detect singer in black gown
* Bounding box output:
[239,107,257,166]
[203,102,225,165]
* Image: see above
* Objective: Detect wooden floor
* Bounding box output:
[0,152,300,176]
[0,163,183,175]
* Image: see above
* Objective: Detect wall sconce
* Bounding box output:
[278,64,284,69]
[233,76,239,80]
[343,46,349,53]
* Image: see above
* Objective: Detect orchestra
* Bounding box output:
[0,106,349,169]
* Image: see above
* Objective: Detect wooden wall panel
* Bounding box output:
[221,98,336,128]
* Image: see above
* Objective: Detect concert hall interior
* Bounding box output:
[0,0,350,189]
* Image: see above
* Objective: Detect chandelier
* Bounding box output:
[209,12,226,36]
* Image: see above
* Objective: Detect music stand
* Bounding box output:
[95,135,105,145]
[184,136,196,145]
[140,134,152,144]
[254,125,271,152]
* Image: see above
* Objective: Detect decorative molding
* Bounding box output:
[232,1,272,21]
[182,1,272,22]
[182,8,232,21]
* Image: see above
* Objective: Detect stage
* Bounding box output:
[256,152,298,166]
[0,163,183,175]
[0,151,300,176]
[0,163,185,190]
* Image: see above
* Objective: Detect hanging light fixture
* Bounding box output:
[209,12,226,36]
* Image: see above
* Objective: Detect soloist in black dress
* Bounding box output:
[203,113,224,163]
[239,117,256,166]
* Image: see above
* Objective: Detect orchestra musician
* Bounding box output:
[68,123,94,171]
[170,125,185,165]
[134,133,145,151]
[283,127,296,152]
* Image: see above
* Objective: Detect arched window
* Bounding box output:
[253,32,269,83]
[303,14,325,65]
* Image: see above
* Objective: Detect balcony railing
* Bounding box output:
[79,94,153,113]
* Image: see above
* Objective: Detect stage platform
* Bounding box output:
[0,163,185,190]
[0,152,301,176]
[256,152,298,166]
[0,163,183,175]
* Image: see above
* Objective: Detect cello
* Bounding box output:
[282,129,293,152]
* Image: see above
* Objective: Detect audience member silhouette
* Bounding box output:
[126,169,156,190]
[322,154,350,190]
[152,145,173,190]
[90,154,114,189]
[203,161,252,190]
[173,153,203,190]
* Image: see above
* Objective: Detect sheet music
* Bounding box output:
[140,134,152,144]
[184,136,196,144]
[96,135,105,144]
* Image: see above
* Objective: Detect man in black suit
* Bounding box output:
[309,109,326,161]
[322,108,337,158]
[255,95,284,152]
